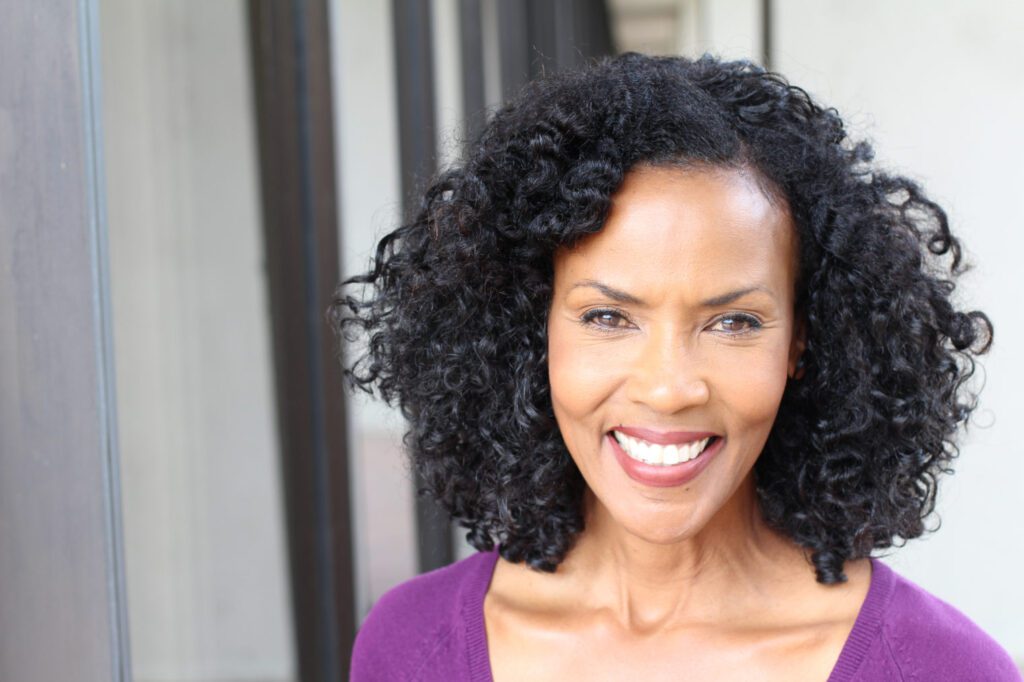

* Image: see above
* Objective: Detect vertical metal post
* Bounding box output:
[248,1,356,679]
[572,0,616,59]
[497,0,615,99]
[0,0,131,680]
[497,0,531,98]
[459,0,488,143]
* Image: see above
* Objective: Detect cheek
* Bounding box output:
[547,323,614,423]
[714,343,790,434]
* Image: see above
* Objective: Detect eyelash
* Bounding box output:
[578,308,763,335]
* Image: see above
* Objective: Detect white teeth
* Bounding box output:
[643,442,663,465]
[613,431,711,466]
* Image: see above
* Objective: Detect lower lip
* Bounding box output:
[608,432,724,488]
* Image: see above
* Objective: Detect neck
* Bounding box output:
[558,474,809,633]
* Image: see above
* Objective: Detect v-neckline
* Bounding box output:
[463,547,894,682]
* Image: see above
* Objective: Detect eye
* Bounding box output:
[579,308,633,331]
[709,313,762,335]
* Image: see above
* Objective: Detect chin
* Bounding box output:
[597,494,714,545]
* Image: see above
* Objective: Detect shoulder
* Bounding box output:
[874,560,1021,680]
[350,548,499,681]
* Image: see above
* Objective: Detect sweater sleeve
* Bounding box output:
[349,551,493,682]
[877,574,1022,681]
[350,573,459,681]
[350,580,420,682]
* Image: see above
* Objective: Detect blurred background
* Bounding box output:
[2,1,1022,680]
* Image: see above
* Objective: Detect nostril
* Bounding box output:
[624,372,711,412]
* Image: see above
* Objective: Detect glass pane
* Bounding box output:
[333,0,422,623]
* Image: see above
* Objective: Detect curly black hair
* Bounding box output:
[329,52,993,584]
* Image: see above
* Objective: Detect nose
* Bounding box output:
[624,325,710,413]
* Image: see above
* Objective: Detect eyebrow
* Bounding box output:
[568,279,772,307]
[700,286,769,307]
[569,280,645,305]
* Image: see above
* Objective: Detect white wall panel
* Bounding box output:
[101,1,296,679]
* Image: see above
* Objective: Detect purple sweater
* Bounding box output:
[351,547,1021,681]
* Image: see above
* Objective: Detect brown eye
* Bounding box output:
[580,308,631,330]
[711,313,762,334]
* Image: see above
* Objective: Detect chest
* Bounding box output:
[485,609,851,682]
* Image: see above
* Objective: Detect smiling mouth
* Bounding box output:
[610,430,720,466]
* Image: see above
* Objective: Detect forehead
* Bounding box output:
[554,165,798,300]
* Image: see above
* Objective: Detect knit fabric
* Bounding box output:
[350,547,1021,681]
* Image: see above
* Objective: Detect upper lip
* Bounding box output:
[611,426,718,446]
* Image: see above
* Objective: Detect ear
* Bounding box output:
[788,312,807,380]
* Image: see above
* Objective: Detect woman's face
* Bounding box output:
[547,164,802,544]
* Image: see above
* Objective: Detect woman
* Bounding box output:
[333,53,1019,680]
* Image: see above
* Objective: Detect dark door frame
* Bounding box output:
[249,1,357,680]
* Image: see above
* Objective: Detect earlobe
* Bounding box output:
[790,356,806,381]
